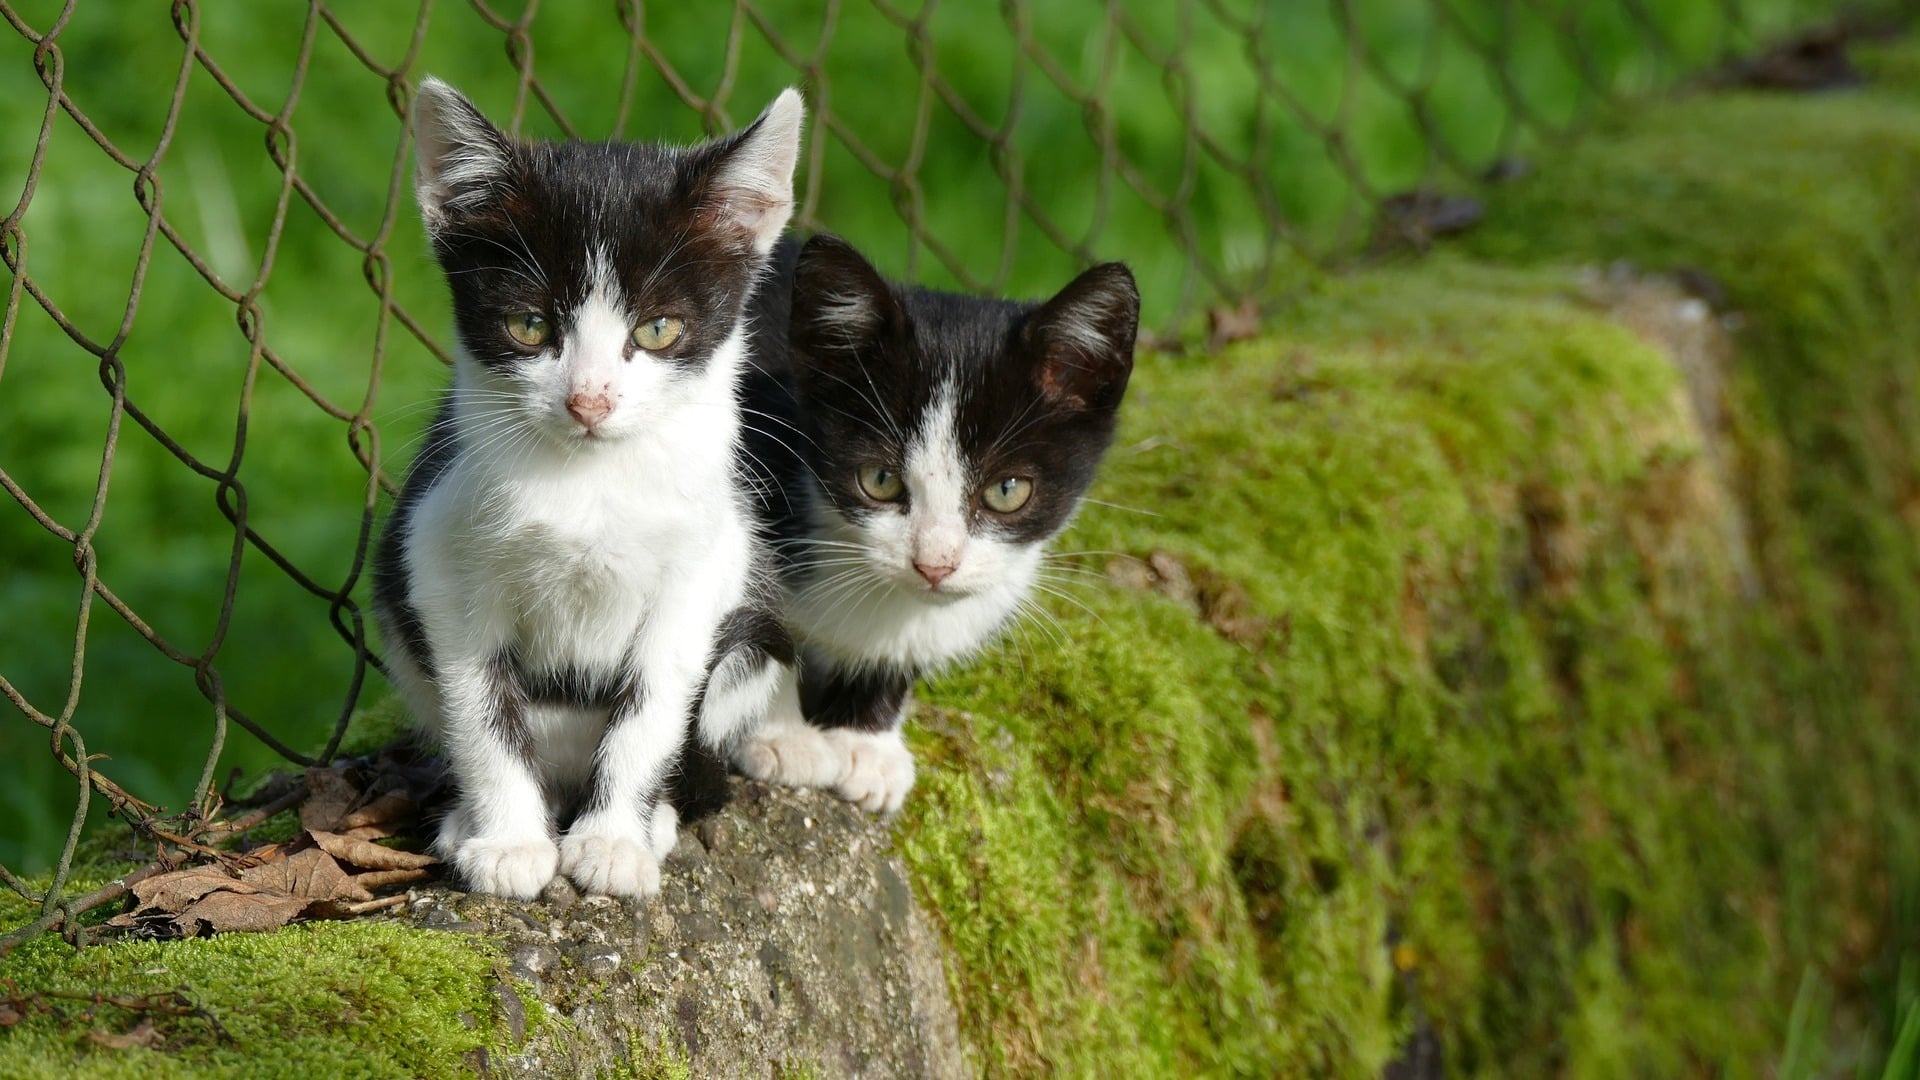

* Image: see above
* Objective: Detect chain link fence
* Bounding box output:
[0,0,1883,947]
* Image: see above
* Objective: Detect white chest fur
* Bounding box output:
[406,383,749,673]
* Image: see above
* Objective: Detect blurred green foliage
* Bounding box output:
[0,0,1845,870]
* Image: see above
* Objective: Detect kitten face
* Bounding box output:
[412,79,801,446]
[785,235,1138,601]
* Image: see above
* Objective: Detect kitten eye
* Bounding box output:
[982,476,1033,513]
[857,465,905,502]
[505,312,551,348]
[632,316,685,352]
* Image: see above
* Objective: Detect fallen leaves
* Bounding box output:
[105,753,444,940]
[1369,188,1485,254]
[1207,298,1264,351]
[1723,26,1861,91]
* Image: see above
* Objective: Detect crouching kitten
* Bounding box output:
[372,79,800,899]
[726,234,1139,813]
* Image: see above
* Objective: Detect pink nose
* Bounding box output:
[567,392,613,430]
[914,561,955,587]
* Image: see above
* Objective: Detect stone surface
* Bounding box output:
[408,779,969,1079]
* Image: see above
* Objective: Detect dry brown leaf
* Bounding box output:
[240,846,372,904]
[300,767,362,833]
[352,868,434,891]
[102,746,449,939]
[237,841,289,865]
[171,890,312,936]
[337,792,415,834]
[130,868,260,912]
[107,836,430,936]
[86,1017,161,1051]
[309,830,437,872]
[1207,299,1262,351]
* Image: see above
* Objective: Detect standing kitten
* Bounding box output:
[372,79,800,899]
[726,234,1138,813]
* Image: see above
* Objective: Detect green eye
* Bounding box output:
[505,312,551,348]
[857,465,905,502]
[982,476,1033,513]
[632,316,685,351]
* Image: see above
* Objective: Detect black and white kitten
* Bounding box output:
[371,79,801,900]
[727,234,1138,813]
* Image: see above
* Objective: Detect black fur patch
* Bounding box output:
[371,398,461,679]
[799,661,914,732]
[666,741,734,824]
[512,655,637,713]
[482,651,537,766]
[715,602,798,670]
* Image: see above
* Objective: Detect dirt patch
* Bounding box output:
[1106,549,1284,647]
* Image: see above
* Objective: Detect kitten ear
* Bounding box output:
[412,77,513,231]
[702,88,805,253]
[789,234,902,369]
[1024,262,1139,412]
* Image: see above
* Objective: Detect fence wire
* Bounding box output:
[0,0,1879,947]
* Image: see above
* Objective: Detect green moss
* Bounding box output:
[896,42,1920,1079]
[0,916,512,1078]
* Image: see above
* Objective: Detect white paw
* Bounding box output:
[451,835,560,900]
[647,802,680,862]
[828,729,916,814]
[734,717,845,789]
[559,827,661,899]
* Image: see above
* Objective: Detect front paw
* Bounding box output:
[452,835,560,900]
[829,729,916,814]
[559,827,661,899]
[734,717,845,789]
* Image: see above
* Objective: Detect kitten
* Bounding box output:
[371,78,801,900]
[724,234,1138,813]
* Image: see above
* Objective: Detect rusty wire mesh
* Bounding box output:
[0,0,1876,947]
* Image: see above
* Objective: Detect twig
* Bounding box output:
[336,894,408,916]
[2,981,233,1042]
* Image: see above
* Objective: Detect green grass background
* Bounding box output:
[0,0,1841,877]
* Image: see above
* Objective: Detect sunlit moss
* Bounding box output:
[899,41,1920,1077]
[0,915,511,1079]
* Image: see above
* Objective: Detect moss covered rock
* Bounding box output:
[7,39,1920,1080]
[900,41,1920,1076]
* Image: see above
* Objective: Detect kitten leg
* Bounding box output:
[560,638,705,897]
[557,675,670,899]
[436,654,560,899]
[671,634,788,827]
[804,664,917,813]
[737,662,919,813]
[733,664,847,789]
